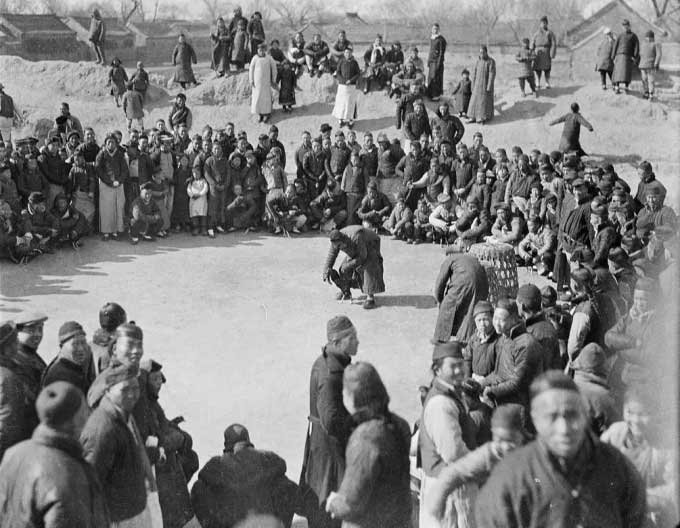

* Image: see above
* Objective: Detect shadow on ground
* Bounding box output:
[0,231,274,299]
[536,84,584,98]
[270,102,333,125]
[379,294,437,309]
[493,99,556,124]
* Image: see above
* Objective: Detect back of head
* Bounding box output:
[99,302,127,332]
[343,361,389,415]
[223,423,252,453]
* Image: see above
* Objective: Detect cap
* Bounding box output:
[0,321,17,347]
[622,18,630,26]
[159,132,174,143]
[320,123,332,133]
[495,202,511,213]
[99,302,126,332]
[223,423,252,452]
[115,322,143,341]
[432,341,464,362]
[36,382,84,427]
[646,183,663,196]
[590,197,608,216]
[14,311,48,328]
[148,359,166,383]
[473,300,493,318]
[58,321,85,346]
[140,182,154,191]
[258,133,268,141]
[327,315,355,342]
[516,284,542,311]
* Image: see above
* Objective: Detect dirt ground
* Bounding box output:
[1,55,679,487]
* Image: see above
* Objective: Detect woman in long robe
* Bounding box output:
[467,46,496,124]
[433,250,489,344]
[249,43,278,123]
[210,17,231,77]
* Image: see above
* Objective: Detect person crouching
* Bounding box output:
[130,182,164,244]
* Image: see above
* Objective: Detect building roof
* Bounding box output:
[567,0,668,44]
[69,16,133,37]
[0,13,75,35]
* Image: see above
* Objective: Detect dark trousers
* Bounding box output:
[599,70,613,86]
[130,217,162,237]
[519,76,536,93]
[124,179,140,222]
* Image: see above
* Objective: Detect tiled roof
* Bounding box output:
[0,13,74,34]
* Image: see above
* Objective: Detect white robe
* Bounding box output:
[332,84,358,121]
[249,54,277,115]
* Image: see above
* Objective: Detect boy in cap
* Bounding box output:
[465,300,500,379]
[412,196,433,244]
[299,315,358,526]
[42,321,92,393]
[0,381,109,527]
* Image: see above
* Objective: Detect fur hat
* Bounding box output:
[432,341,464,362]
[326,315,355,342]
[58,321,85,346]
[36,382,84,427]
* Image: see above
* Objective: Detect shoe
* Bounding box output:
[602,85,607,90]
[157,231,167,238]
[216,226,225,233]
[274,227,282,234]
[72,240,82,249]
[130,237,139,245]
[615,88,621,94]
[521,91,526,97]
[142,234,155,241]
[263,115,270,123]
[227,226,237,232]
[258,115,263,123]
[208,229,216,238]
[336,291,352,301]
[545,83,551,89]
[292,227,301,234]
[101,233,110,241]
[363,298,376,309]
[533,91,538,98]
[111,232,119,240]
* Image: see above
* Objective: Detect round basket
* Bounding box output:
[469,242,519,303]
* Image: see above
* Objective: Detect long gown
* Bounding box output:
[210,26,231,74]
[467,57,496,123]
[249,54,277,115]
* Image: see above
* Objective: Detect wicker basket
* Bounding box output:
[469,242,519,303]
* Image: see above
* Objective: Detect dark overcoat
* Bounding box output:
[611,30,640,84]
[433,253,489,343]
[172,42,198,84]
[0,424,110,528]
[300,349,351,505]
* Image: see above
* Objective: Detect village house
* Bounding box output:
[0,13,85,61]
[63,16,138,64]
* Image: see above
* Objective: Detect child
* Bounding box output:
[52,193,89,248]
[68,150,96,227]
[108,57,128,108]
[171,154,192,231]
[122,83,144,133]
[149,170,169,237]
[269,39,285,65]
[411,197,433,244]
[638,30,662,100]
[187,166,208,235]
[601,388,675,527]
[384,191,413,242]
[452,69,472,117]
[517,213,555,275]
[231,19,248,71]
[516,38,537,97]
[277,60,297,113]
[130,61,149,102]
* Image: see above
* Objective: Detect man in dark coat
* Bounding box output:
[0,382,110,527]
[80,361,156,525]
[433,249,489,344]
[548,103,594,157]
[14,311,48,405]
[41,321,93,394]
[430,101,465,148]
[476,371,646,527]
[192,424,298,528]
[516,284,562,370]
[89,9,106,64]
[0,321,42,461]
[611,19,640,94]
[322,227,385,309]
[481,298,545,426]
[427,23,447,100]
[299,316,359,528]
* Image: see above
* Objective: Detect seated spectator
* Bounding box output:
[19,191,58,253]
[454,196,490,248]
[357,181,391,231]
[635,184,677,244]
[590,197,619,268]
[601,387,676,528]
[267,183,308,235]
[304,34,330,77]
[51,193,89,249]
[68,149,96,227]
[489,203,526,248]
[287,32,307,77]
[0,381,109,527]
[408,157,451,205]
[225,183,257,232]
[395,83,422,130]
[17,153,48,208]
[42,321,92,394]
[329,30,353,71]
[572,343,619,435]
[384,41,405,78]
[468,169,491,214]
[607,246,637,308]
[412,197,433,244]
[403,100,431,146]
[309,178,347,231]
[429,193,457,243]
[377,134,404,180]
[518,213,556,274]
[130,182,164,244]
[191,424,299,528]
[362,35,387,94]
[384,191,413,241]
[405,46,424,73]
[390,61,425,99]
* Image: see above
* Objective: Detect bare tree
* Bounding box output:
[465,0,510,47]
[119,0,143,24]
[270,0,323,32]
[647,0,680,26]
